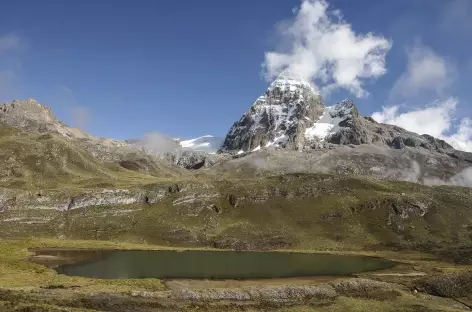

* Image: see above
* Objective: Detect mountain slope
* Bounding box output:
[0,99,188,177]
[0,124,170,189]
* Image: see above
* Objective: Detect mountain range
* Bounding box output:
[1,72,471,188]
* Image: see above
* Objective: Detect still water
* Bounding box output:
[30,249,394,280]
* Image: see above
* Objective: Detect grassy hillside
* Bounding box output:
[1,172,471,258]
[0,125,184,190]
[0,123,471,255]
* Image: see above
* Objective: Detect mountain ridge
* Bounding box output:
[1,74,472,188]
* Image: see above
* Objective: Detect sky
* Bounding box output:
[0,0,471,151]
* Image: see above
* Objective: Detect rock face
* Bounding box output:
[173,151,228,170]
[221,72,324,152]
[0,99,84,138]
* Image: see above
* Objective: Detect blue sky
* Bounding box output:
[0,0,471,150]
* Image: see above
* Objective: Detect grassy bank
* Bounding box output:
[0,238,167,292]
[1,238,472,311]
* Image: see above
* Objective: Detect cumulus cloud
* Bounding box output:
[390,43,455,99]
[446,118,472,153]
[372,98,472,152]
[262,0,392,98]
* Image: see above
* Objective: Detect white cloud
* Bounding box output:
[390,43,454,99]
[447,118,472,153]
[0,33,26,54]
[372,98,472,152]
[262,0,392,98]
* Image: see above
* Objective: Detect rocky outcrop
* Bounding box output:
[0,187,169,212]
[325,110,459,156]
[172,151,228,170]
[330,279,401,300]
[172,284,337,302]
[415,271,472,299]
[0,99,64,133]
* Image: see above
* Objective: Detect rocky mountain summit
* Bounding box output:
[1,99,88,139]
[221,73,324,151]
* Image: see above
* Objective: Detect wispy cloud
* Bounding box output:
[389,43,455,100]
[53,86,92,131]
[440,0,472,33]
[372,98,472,152]
[0,33,27,54]
[131,132,181,156]
[262,0,392,98]
[71,106,91,130]
[0,33,28,102]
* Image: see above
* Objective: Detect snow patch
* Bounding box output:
[265,135,288,147]
[304,101,353,141]
[305,123,335,141]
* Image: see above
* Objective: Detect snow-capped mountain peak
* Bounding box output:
[179,135,224,153]
[221,73,324,152]
[266,71,315,94]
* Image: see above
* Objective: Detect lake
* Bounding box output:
[29,249,394,280]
